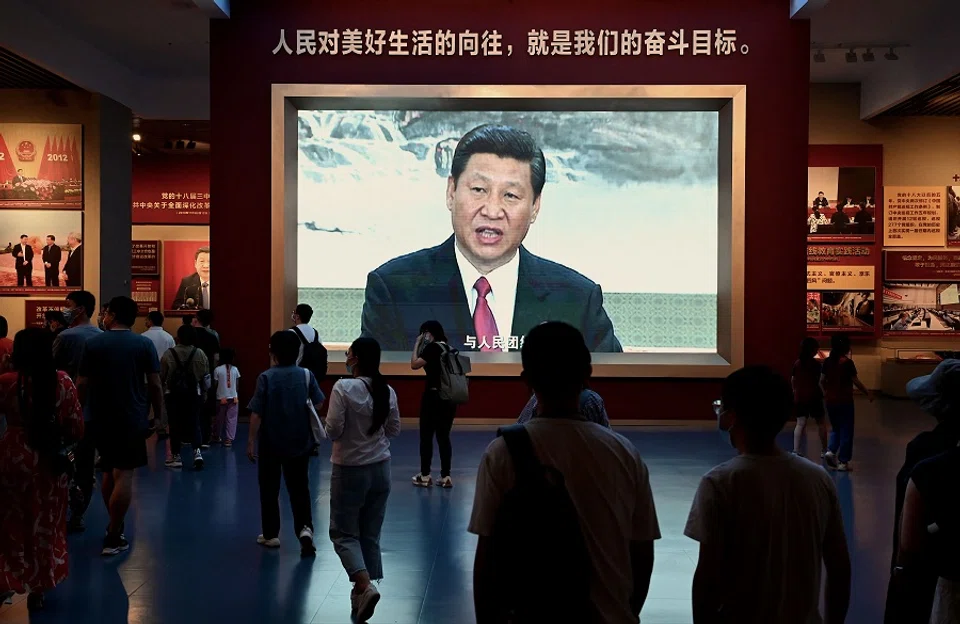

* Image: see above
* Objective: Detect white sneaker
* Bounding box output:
[438,476,453,489]
[412,473,432,487]
[354,584,381,622]
[193,449,204,470]
[823,451,839,469]
[299,527,316,556]
[256,535,280,548]
[165,455,183,468]
[837,462,852,472]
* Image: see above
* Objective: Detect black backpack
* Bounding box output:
[169,348,199,399]
[491,424,593,623]
[293,327,327,381]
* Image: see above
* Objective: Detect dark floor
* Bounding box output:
[0,398,932,623]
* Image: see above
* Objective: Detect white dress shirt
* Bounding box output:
[454,241,520,349]
[143,326,176,358]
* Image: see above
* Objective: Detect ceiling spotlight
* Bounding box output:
[862,49,875,62]
[813,50,826,63]
[175,140,185,150]
[186,140,197,150]
[163,140,173,149]
[845,49,858,63]
[885,47,899,61]
[132,132,142,142]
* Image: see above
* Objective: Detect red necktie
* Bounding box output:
[473,277,500,352]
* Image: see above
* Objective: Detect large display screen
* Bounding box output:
[297,109,719,354]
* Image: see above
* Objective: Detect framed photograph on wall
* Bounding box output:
[162,240,210,314]
[0,123,82,209]
[806,166,878,243]
[0,210,83,296]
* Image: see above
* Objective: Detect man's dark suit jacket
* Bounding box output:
[11,175,26,185]
[63,245,82,286]
[361,236,622,352]
[14,243,33,268]
[812,197,829,209]
[173,273,203,310]
[42,245,62,271]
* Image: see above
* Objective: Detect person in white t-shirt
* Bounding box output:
[469,322,660,624]
[212,348,240,446]
[686,366,851,624]
[143,311,175,441]
[289,303,318,365]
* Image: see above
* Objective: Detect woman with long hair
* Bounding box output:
[0,328,83,611]
[820,333,872,471]
[792,337,828,457]
[410,320,457,488]
[325,336,400,622]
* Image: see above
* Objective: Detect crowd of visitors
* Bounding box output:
[0,298,958,623]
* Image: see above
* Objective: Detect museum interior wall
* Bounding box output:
[809,83,960,391]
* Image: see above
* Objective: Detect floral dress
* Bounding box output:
[0,371,83,594]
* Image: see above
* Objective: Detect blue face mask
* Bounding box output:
[714,400,735,448]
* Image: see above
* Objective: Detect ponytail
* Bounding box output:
[367,372,390,435]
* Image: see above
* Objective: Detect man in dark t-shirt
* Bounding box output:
[77,296,163,556]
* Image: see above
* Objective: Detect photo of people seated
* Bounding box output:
[883,283,960,332]
[820,291,875,330]
[806,167,877,240]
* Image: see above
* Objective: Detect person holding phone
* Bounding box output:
[410,320,457,488]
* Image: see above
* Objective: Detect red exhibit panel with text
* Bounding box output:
[0,123,82,209]
[24,299,67,329]
[806,244,880,337]
[162,240,210,314]
[132,278,161,315]
[883,250,960,335]
[133,156,210,224]
[132,240,161,275]
[0,210,83,296]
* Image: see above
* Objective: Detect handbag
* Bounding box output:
[304,369,326,445]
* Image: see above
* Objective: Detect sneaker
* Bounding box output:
[193,449,204,470]
[837,462,852,472]
[101,533,130,556]
[1,590,14,606]
[823,451,839,469]
[412,473,432,487]
[67,516,86,534]
[438,476,454,489]
[165,455,183,469]
[200,443,211,450]
[299,527,316,557]
[224,440,233,448]
[257,535,280,548]
[354,584,381,622]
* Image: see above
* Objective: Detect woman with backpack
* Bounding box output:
[410,320,457,488]
[0,328,84,611]
[325,336,400,622]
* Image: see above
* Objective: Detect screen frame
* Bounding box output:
[271,84,745,378]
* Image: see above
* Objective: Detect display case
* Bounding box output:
[881,349,944,397]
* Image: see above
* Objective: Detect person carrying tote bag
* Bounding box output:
[247,331,326,556]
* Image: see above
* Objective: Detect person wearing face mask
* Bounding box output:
[884,359,960,623]
[325,337,401,622]
[246,331,326,555]
[690,366,851,624]
[51,291,102,533]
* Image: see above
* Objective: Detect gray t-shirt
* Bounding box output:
[247,365,325,458]
[684,453,844,624]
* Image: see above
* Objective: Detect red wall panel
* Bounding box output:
[210,0,810,419]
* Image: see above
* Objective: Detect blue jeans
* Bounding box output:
[329,459,391,580]
[827,403,855,463]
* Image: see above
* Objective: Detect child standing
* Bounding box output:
[213,348,240,447]
[792,337,828,458]
[821,334,872,471]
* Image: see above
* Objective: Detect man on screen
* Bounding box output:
[172,246,211,310]
[42,235,62,287]
[11,169,26,186]
[14,234,33,287]
[361,124,622,352]
[63,233,83,287]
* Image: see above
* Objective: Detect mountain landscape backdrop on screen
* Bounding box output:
[297,109,719,295]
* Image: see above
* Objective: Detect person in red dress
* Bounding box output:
[0,327,84,611]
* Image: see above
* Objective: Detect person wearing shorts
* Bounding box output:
[793,337,828,458]
[77,296,163,556]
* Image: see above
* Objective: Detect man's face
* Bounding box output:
[195,252,210,281]
[101,308,116,330]
[447,153,541,273]
[68,236,78,246]
[818,193,824,198]
[46,237,54,246]
[20,236,27,245]
[191,317,201,328]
